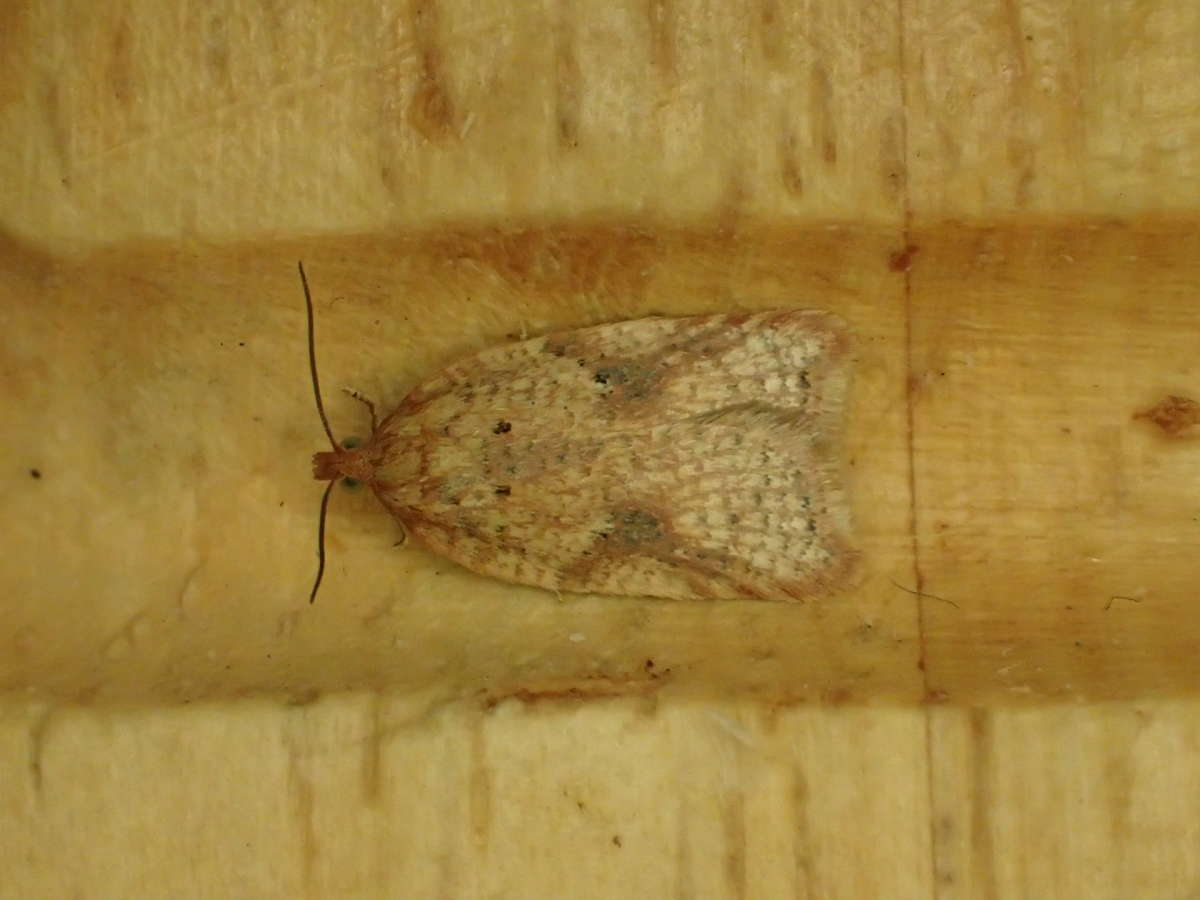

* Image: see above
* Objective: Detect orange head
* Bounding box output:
[312,442,380,485]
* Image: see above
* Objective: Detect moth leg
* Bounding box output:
[392,520,408,548]
[342,388,379,433]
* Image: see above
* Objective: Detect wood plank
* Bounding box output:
[2,0,1200,896]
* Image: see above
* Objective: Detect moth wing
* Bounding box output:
[377,310,853,600]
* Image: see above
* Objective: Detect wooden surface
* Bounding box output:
[3,0,1200,896]
[5,698,1200,898]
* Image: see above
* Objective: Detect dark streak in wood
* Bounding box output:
[647,0,676,78]
[408,0,458,141]
[555,7,582,150]
[811,64,837,166]
[969,709,999,900]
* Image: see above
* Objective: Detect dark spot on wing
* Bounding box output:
[593,363,661,400]
[613,510,663,545]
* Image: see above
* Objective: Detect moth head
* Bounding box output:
[312,450,343,481]
[312,437,378,485]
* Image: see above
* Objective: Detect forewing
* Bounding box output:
[374,310,853,600]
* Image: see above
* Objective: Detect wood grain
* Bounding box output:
[2,0,1200,896]
[3,696,1200,898]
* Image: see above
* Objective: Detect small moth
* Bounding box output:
[302,263,853,602]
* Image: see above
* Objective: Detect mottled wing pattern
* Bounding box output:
[372,311,853,600]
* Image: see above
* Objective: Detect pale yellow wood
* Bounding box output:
[2,0,1200,896]
[4,697,1200,898]
[902,0,1200,216]
[927,704,1200,898]
[0,0,908,244]
[0,697,936,898]
[911,222,1200,701]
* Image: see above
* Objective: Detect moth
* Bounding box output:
[302,263,853,602]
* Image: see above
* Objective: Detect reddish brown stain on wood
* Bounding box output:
[1134,395,1200,436]
[478,668,672,708]
[889,244,920,272]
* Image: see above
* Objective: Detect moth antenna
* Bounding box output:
[310,478,336,604]
[343,388,379,434]
[299,261,339,452]
[301,260,339,604]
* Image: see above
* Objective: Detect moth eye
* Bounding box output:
[342,437,362,449]
[342,478,361,491]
